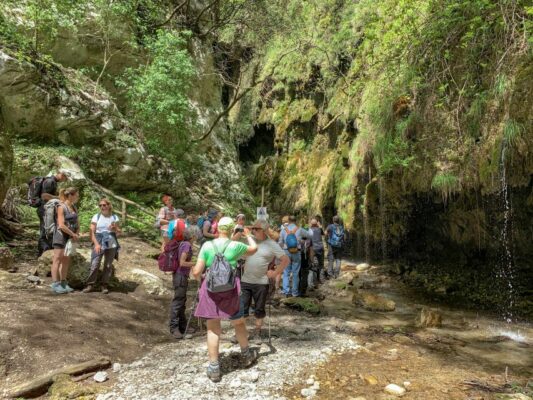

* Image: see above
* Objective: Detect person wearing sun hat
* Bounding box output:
[192,216,258,382]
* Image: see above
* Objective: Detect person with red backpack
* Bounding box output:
[168,227,197,339]
[29,171,68,257]
[278,215,305,297]
[167,208,186,241]
[156,194,180,251]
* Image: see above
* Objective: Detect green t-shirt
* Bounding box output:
[198,238,248,269]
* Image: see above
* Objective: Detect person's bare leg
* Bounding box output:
[59,255,70,281]
[51,248,62,282]
[206,319,222,362]
[231,318,249,349]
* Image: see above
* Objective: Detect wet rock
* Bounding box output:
[384,383,406,396]
[280,297,321,314]
[356,263,370,271]
[352,292,396,312]
[94,371,109,382]
[0,247,14,272]
[417,308,442,327]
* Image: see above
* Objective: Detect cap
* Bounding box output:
[218,216,234,227]
[249,219,269,230]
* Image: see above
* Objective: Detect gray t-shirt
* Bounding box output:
[242,238,285,285]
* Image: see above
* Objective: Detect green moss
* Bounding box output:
[431,172,461,203]
[503,119,524,147]
[282,296,321,314]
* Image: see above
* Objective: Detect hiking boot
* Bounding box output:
[82,285,93,293]
[240,348,258,368]
[101,286,109,294]
[229,335,238,344]
[51,282,68,294]
[171,329,184,339]
[206,365,221,382]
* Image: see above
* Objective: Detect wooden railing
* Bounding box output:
[87,179,156,226]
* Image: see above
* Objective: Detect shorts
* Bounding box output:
[53,244,65,249]
[239,282,269,319]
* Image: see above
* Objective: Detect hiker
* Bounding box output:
[232,213,246,241]
[30,171,69,257]
[83,198,120,294]
[169,227,197,339]
[191,216,258,382]
[278,215,305,297]
[308,218,325,285]
[298,229,313,296]
[198,209,219,244]
[326,215,345,278]
[167,208,186,241]
[157,194,180,251]
[241,219,289,343]
[51,187,80,294]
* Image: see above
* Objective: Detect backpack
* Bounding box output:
[328,224,345,248]
[158,240,185,273]
[197,216,206,230]
[27,177,46,208]
[43,199,61,239]
[206,240,235,293]
[285,227,299,254]
[96,213,119,224]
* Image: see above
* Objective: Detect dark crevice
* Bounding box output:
[238,123,275,165]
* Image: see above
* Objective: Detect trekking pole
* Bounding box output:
[184,288,200,337]
[268,301,272,345]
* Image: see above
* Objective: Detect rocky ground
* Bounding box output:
[1,238,531,400]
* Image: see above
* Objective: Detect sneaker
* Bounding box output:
[230,335,238,344]
[51,282,68,294]
[61,281,74,293]
[250,330,262,345]
[240,348,258,368]
[101,286,109,294]
[171,329,184,340]
[206,365,221,382]
[82,285,93,293]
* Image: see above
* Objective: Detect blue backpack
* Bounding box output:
[328,224,345,248]
[285,227,299,254]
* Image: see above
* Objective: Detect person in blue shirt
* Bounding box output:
[278,215,306,297]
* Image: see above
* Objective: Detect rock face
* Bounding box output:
[417,308,442,328]
[0,49,175,192]
[0,131,13,207]
[352,292,396,312]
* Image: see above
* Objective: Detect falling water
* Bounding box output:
[497,142,515,323]
[378,179,388,262]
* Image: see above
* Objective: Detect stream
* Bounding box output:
[97,262,532,400]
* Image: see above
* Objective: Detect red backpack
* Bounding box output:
[172,218,186,241]
[158,240,185,273]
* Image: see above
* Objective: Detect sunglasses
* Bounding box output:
[251,227,263,231]
[99,204,109,207]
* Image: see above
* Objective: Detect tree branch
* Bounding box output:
[152,0,188,29]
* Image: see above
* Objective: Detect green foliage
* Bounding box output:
[121,30,197,163]
[503,119,524,147]
[431,172,461,202]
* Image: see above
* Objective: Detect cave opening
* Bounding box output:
[238,123,276,164]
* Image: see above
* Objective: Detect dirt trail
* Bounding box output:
[0,236,177,397]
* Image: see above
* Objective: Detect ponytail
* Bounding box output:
[59,187,78,202]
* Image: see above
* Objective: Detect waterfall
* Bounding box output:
[497,141,515,323]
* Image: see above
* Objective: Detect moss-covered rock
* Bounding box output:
[281,296,321,315]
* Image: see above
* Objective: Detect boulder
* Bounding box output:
[122,268,168,296]
[417,308,442,327]
[36,249,91,289]
[356,263,370,271]
[0,270,30,289]
[0,247,15,271]
[0,132,13,206]
[280,297,321,314]
[352,292,396,312]
[339,271,358,284]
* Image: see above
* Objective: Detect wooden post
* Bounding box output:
[122,200,127,226]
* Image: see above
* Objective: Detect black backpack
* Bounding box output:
[27,177,46,208]
[206,240,235,293]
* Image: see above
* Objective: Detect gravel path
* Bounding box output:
[97,312,361,400]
